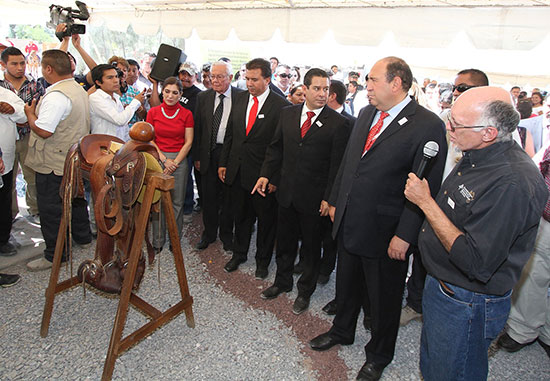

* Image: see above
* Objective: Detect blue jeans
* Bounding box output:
[420,275,511,381]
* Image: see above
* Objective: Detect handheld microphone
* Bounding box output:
[415,141,439,179]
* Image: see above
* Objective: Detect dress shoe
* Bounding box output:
[293,262,305,274]
[309,332,349,351]
[293,295,310,315]
[195,237,215,250]
[322,299,337,315]
[261,284,292,299]
[255,267,268,280]
[0,242,17,256]
[224,256,246,273]
[27,257,53,272]
[497,332,535,352]
[317,273,330,285]
[356,361,386,381]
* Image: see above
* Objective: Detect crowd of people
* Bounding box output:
[1,28,550,381]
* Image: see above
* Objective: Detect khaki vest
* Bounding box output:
[26,79,90,176]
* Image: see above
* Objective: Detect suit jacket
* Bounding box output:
[329,98,447,257]
[192,86,243,174]
[220,89,290,191]
[341,109,357,127]
[261,104,350,215]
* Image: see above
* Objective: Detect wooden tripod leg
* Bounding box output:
[40,207,69,338]
[101,177,157,381]
[162,191,195,328]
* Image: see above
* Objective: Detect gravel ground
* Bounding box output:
[1,214,549,380]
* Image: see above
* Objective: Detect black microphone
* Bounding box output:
[415,141,439,179]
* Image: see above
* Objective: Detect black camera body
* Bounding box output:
[47,1,89,41]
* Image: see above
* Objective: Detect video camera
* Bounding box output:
[47,1,90,41]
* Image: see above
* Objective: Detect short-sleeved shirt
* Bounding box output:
[147,102,194,152]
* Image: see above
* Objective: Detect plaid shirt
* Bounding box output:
[0,76,45,137]
[120,84,141,128]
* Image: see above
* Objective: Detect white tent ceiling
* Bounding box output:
[1,0,550,50]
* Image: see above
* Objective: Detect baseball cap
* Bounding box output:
[178,62,197,76]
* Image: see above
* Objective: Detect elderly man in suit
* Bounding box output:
[253,68,350,314]
[219,58,289,278]
[309,57,447,381]
[193,61,243,251]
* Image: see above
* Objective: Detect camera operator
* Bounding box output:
[89,64,145,141]
[107,56,146,127]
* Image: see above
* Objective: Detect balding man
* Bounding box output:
[309,57,447,381]
[404,86,548,380]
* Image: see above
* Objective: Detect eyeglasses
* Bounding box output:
[210,74,228,81]
[278,73,291,79]
[452,84,476,93]
[448,119,488,132]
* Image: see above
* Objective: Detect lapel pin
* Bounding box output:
[398,117,408,125]
[258,114,265,119]
[316,120,323,127]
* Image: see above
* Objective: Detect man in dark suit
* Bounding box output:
[193,61,243,251]
[309,57,447,381]
[219,58,289,277]
[252,68,350,315]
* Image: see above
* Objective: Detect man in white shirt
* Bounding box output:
[89,64,144,141]
[274,64,292,96]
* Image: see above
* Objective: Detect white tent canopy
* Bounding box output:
[1,1,550,50]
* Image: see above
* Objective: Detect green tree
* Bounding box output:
[9,25,56,43]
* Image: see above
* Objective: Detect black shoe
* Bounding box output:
[293,262,305,274]
[224,256,246,273]
[322,299,337,315]
[497,332,535,352]
[196,237,215,250]
[363,315,372,331]
[255,267,268,280]
[309,332,349,351]
[317,273,330,285]
[0,273,21,288]
[356,361,386,381]
[538,339,550,358]
[293,295,310,315]
[0,242,17,257]
[261,285,292,299]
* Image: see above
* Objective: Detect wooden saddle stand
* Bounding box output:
[39,122,195,381]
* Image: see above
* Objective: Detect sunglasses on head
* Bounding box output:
[452,84,476,93]
[278,73,291,79]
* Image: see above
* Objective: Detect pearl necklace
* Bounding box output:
[161,106,180,119]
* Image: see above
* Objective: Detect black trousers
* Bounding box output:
[200,145,234,245]
[0,170,14,244]
[329,233,408,367]
[230,172,277,269]
[319,216,337,276]
[274,204,323,298]
[405,251,427,313]
[36,172,91,262]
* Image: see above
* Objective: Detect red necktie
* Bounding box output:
[301,111,315,138]
[363,111,390,154]
[246,96,259,136]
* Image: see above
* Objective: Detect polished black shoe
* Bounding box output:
[0,242,17,256]
[293,295,310,315]
[195,237,215,250]
[224,256,246,273]
[317,273,330,285]
[261,284,292,299]
[293,262,305,274]
[356,361,386,381]
[322,299,337,315]
[309,332,349,351]
[497,332,535,352]
[255,267,268,280]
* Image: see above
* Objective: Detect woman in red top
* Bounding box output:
[146,76,194,250]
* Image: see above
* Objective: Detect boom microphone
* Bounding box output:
[415,141,439,179]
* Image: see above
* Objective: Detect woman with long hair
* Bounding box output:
[146,76,194,251]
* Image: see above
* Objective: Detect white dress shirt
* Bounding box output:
[215,86,233,144]
[0,87,26,172]
[89,88,140,142]
[245,88,270,127]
